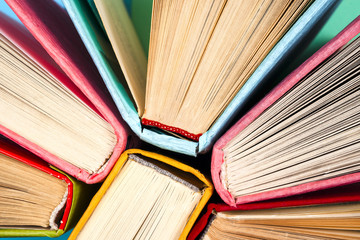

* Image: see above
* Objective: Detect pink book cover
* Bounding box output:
[1,0,132,184]
[212,16,360,206]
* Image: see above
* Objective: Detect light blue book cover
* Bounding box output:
[1,0,360,240]
[63,0,349,156]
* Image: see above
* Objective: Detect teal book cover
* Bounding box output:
[1,0,360,239]
[61,0,350,156]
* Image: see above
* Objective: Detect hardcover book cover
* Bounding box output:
[1,0,132,183]
[212,15,360,206]
[188,183,360,240]
[69,149,213,240]
[63,0,339,156]
[0,137,95,238]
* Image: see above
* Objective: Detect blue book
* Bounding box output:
[63,0,339,156]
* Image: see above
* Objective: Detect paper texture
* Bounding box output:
[212,15,360,206]
[69,149,213,240]
[0,139,93,238]
[2,0,129,183]
[188,183,360,240]
[63,0,337,156]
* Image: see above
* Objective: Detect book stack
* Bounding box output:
[0,0,359,239]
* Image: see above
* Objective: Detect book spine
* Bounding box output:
[142,118,202,141]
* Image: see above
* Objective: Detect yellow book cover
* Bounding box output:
[70,149,213,240]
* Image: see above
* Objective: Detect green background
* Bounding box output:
[2,0,359,239]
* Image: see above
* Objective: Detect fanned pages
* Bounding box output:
[206,203,360,240]
[69,149,213,240]
[0,152,68,230]
[0,137,94,238]
[2,0,130,183]
[0,32,115,174]
[188,183,360,240]
[212,15,360,206]
[143,0,313,139]
[63,0,338,155]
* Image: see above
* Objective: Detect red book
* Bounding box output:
[1,1,133,183]
[188,183,360,240]
[0,137,95,237]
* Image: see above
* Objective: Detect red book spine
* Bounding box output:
[188,183,360,240]
[142,118,202,141]
[0,138,73,230]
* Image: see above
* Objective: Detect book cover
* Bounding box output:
[0,137,95,238]
[188,183,360,240]
[212,15,360,207]
[1,0,132,183]
[63,0,338,156]
[69,149,213,240]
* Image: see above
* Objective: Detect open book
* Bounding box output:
[62,0,338,155]
[0,137,95,238]
[69,149,213,240]
[1,0,132,183]
[211,15,360,206]
[188,183,360,240]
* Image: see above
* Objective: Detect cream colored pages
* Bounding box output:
[218,202,360,221]
[222,37,360,198]
[94,0,147,115]
[144,0,227,122]
[76,157,202,240]
[203,203,360,240]
[0,153,67,229]
[205,222,360,240]
[144,0,311,135]
[0,34,116,174]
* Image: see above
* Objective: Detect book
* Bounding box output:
[1,0,132,183]
[68,149,213,240]
[188,183,360,240]
[62,0,338,156]
[0,137,95,238]
[211,15,360,206]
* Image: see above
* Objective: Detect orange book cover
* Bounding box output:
[69,149,213,240]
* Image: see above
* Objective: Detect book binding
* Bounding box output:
[188,183,360,240]
[69,149,213,240]
[0,138,93,238]
[141,119,202,141]
[2,0,131,183]
[212,15,360,207]
[62,0,339,156]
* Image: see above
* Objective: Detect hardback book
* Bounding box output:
[188,183,360,240]
[211,15,360,206]
[68,149,213,240]
[0,137,95,238]
[62,0,338,156]
[1,0,132,183]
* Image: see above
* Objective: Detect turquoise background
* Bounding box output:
[289,0,360,69]
[0,0,359,239]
